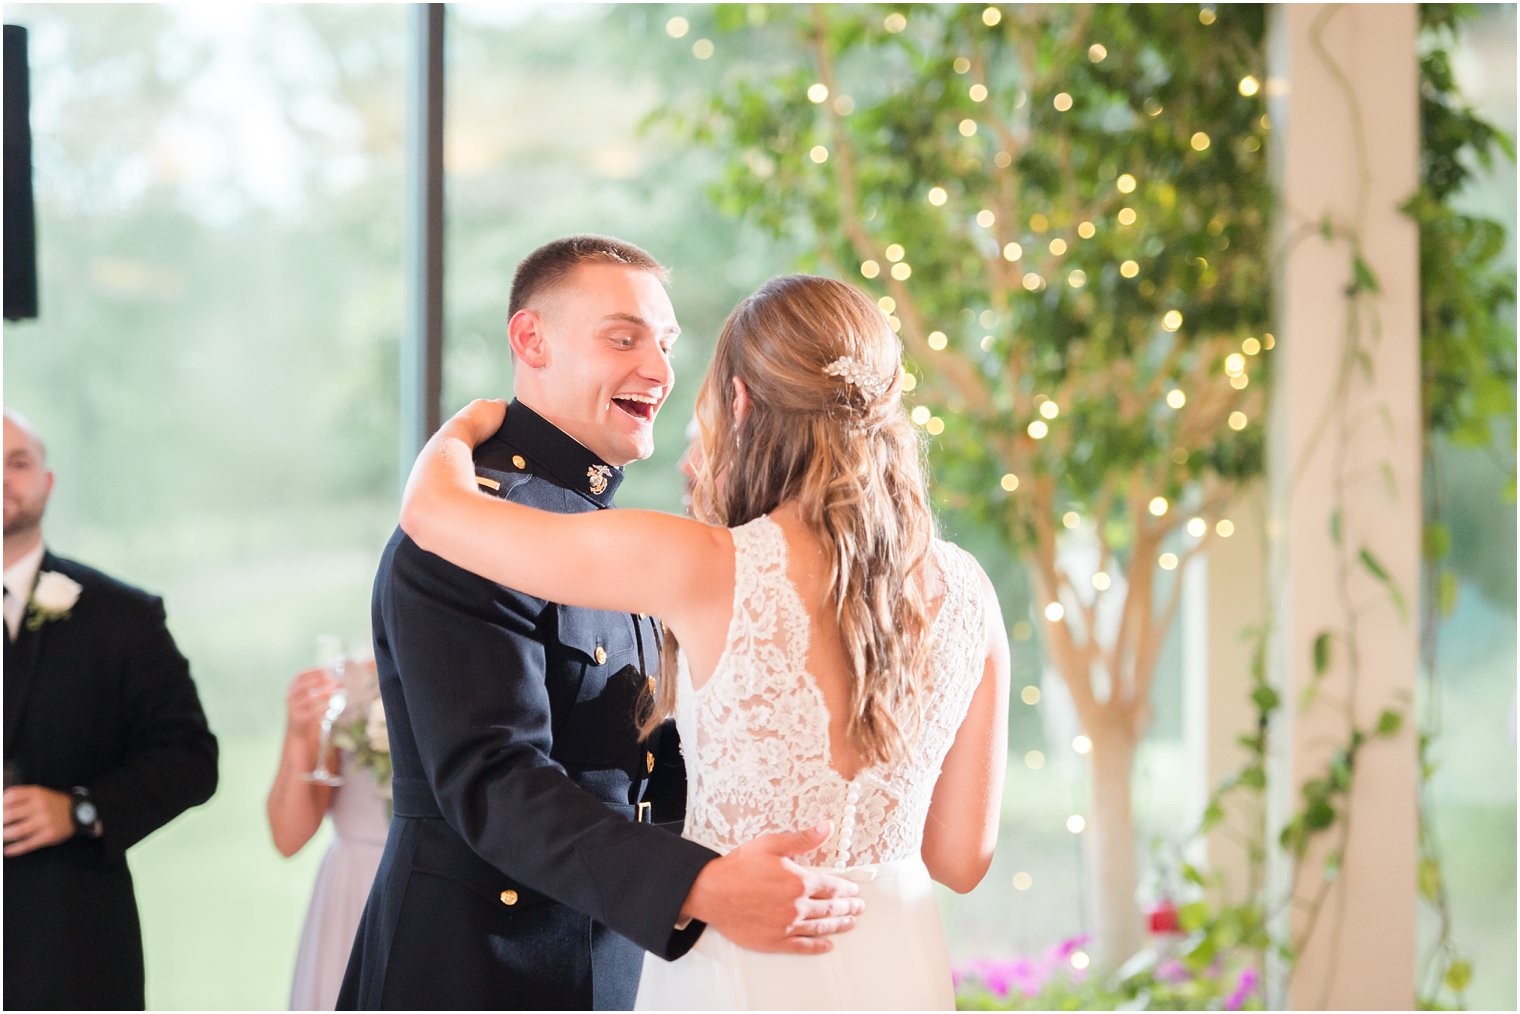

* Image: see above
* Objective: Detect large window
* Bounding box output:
[441,4,803,510]
[4,6,407,1007]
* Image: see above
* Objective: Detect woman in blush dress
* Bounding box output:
[266,659,389,1011]
[399,274,1011,1010]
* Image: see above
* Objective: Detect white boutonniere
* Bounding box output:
[26,571,83,631]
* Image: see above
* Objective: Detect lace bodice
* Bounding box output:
[675,515,987,868]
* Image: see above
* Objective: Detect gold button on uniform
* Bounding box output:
[646,751,656,773]
[646,676,657,695]
[512,455,526,469]
[593,646,608,665]
[499,890,518,906]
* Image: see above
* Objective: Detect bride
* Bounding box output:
[400,273,1010,1010]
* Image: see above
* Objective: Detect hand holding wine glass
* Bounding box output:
[300,636,349,786]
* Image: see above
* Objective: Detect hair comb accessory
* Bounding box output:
[823,355,890,401]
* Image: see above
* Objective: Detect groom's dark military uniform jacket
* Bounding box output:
[339,401,717,1011]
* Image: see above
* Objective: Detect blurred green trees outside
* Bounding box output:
[1,4,1511,1009]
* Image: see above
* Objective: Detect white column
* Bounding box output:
[1266,4,1420,1009]
[1183,483,1267,902]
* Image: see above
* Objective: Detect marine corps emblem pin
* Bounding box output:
[587,464,611,495]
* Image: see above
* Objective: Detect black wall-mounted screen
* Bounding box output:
[4,24,39,322]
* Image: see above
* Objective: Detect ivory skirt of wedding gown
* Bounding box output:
[633,857,953,1011]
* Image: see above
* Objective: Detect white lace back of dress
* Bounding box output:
[676,515,986,869]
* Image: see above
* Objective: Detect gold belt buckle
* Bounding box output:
[636,801,652,823]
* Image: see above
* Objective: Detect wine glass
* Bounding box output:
[301,635,349,786]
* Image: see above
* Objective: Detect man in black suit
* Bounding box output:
[339,236,860,1010]
[2,409,219,1010]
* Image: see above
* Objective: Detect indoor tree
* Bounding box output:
[660,3,1272,969]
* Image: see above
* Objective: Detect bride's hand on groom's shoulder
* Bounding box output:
[680,822,866,955]
[401,399,508,545]
[441,398,507,445]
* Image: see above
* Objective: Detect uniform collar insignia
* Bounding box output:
[499,400,624,507]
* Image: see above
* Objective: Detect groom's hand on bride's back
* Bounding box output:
[678,822,865,955]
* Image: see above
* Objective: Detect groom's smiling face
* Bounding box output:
[513,262,680,467]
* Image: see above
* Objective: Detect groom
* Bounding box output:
[339,236,861,1010]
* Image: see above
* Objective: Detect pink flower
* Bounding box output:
[1226,967,1260,1010]
[981,964,1013,999]
[1008,956,1049,996]
[954,957,1012,999]
[1053,934,1092,961]
[954,938,1092,1003]
[1156,958,1190,984]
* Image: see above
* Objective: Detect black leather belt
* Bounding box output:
[391,776,442,819]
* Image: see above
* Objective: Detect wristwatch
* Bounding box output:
[69,786,103,839]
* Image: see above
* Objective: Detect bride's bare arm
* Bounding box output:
[920,563,1010,893]
[400,399,729,626]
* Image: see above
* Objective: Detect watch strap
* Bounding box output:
[69,785,103,838]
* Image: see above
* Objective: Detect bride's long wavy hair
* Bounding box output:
[639,274,937,767]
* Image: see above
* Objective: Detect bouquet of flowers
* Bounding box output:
[332,696,392,805]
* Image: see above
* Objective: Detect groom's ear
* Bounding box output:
[508,310,551,368]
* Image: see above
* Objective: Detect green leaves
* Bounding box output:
[1405,87,1517,464]
[1350,253,1381,295]
[1303,794,1337,832]
[1435,569,1459,618]
[1359,546,1409,620]
[1177,900,1211,932]
[1251,683,1280,713]
[1422,520,1451,560]
[1419,856,1443,901]
[1312,631,1333,676]
[660,3,1275,555]
[1358,546,1391,582]
[1443,959,1472,994]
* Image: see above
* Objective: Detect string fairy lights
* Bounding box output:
[788,23,1272,886]
[738,5,1283,940]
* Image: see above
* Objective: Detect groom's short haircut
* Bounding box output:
[509,235,669,318]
